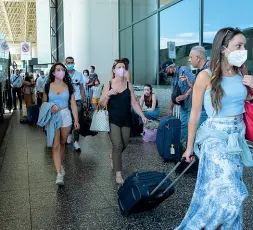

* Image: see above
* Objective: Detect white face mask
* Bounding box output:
[225,47,248,67]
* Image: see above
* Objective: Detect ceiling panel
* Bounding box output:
[0,0,37,44]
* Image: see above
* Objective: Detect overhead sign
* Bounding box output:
[20,41,32,60]
[1,41,9,51]
[168,41,176,59]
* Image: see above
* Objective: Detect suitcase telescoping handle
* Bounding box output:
[150,156,196,196]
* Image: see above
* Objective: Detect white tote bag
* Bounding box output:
[90,107,110,132]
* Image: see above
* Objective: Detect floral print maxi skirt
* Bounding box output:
[175,116,248,230]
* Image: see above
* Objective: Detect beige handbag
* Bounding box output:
[90,105,110,132]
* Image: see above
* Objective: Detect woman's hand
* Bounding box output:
[141,116,148,125]
[242,75,253,88]
[74,121,80,130]
[107,89,119,97]
[51,105,59,114]
[182,147,194,163]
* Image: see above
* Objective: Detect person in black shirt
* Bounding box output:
[100,59,147,184]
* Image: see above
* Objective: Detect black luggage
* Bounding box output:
[130,112,143,137]
[118,158,196,216]
[156,116,181,161]
[27,104,40,124]
[20,116,29,124]
[79,108,98,137]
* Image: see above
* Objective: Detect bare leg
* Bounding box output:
[60,126,72,163]
[52,129,61,173]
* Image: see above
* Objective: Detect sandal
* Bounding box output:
[116,175,124,185]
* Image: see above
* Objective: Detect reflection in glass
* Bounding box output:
[159,0,199,85]
[133,0,157,22]
[160,0,176,8]
[120,28,132,76]
[133,15,157,85]
[119,0,132,29]
[204,0,253,73]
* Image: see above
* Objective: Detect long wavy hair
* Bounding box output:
[47,62,74,95]
[111,59,126,79]
[209,27,245,114]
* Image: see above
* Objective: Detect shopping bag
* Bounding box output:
[143,128,157,142]
[244,100,253,142]
[90,106,110,132]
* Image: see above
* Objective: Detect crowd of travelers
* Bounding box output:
[9,27,253,229]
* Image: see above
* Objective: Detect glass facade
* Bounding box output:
[50,0,65,63]
[133,15,157,85]
[133,0,157,22]
[203,0,253,74]
[119,0,253,85]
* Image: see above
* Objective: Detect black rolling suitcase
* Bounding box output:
[118,158,196,216]
[156,116,181,161]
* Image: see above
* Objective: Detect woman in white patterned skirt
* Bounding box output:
[175,27,253,230]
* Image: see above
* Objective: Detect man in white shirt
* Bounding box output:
[66,56,85,152]
[36,70,47,106]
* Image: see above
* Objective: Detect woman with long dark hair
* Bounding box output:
[100,59,147,184]
[139,84,159,121]
[176,28,253,229]
[42,62,80,186]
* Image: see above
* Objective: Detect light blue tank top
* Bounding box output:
[48,90,69,109]
[204,69,247,118]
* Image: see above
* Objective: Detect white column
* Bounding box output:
[64,0,91,71]
[63,0,119,83]
[36,0,51,64]
[32,45,38,58]
[89,0,119,84]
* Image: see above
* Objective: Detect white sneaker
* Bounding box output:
[73,141,81,152]
[60,165,65,176]
[56,173,64,186]
[67,135,72,144]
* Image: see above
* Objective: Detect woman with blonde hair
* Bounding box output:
[100,59,147,184]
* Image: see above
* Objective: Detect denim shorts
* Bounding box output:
[59,108,72,128]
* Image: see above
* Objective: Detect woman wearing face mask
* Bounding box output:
[139,84,159,122]
[82,69,90,104]
[100,59,148,184]
[91,78,102,109]
[22,72,35,109]
[41,63,80,186]
[175,28,253,229]
[83,69,90,85]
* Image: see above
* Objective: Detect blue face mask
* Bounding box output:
[67,64,75,70]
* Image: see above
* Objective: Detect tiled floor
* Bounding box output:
[0,111,253,230]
